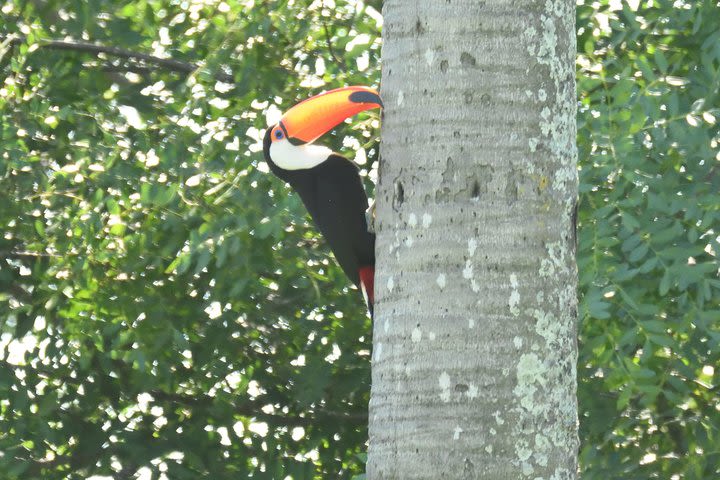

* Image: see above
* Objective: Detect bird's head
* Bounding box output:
[263,86,383,172]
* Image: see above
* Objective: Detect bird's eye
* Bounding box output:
[275,129,284,140]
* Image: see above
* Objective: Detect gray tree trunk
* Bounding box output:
[368,1,578,479]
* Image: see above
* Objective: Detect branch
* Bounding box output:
[3,35,235,84]
[0,250,60,258]
[149,389,368,425]
[322,22,347,73]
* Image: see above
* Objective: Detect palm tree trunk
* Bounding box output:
[368,1,578,478]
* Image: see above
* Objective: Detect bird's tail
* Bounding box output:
[358,265,375,318]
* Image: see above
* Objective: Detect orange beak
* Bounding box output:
[278,86,383,145]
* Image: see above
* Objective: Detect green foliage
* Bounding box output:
[0,0,381,478]
[2,0,718,478]
[577,0,720,478]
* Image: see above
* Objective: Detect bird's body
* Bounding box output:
[261,86,382,314]
[263,130,375,312]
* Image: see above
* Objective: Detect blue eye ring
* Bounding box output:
[275,129,284,140]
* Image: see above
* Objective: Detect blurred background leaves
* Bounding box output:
[0,0,718,478]
[1,0,381,478]
[577,0,720,478]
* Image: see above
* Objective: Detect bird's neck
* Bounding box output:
[268,139,333,171]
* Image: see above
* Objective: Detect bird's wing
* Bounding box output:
[306,154,375,287]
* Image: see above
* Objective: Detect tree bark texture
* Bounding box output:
[369,1,577,479]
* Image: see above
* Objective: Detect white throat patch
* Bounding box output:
[269,139,332,171]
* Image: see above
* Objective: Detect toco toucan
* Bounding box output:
[262,86,383,316]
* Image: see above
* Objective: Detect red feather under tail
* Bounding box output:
[358,265,375,316]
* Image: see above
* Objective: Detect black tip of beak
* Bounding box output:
[349,90,384,109]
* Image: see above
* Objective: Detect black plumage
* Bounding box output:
[263,128,375,288]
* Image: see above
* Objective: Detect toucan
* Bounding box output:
[262,86,383,316]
